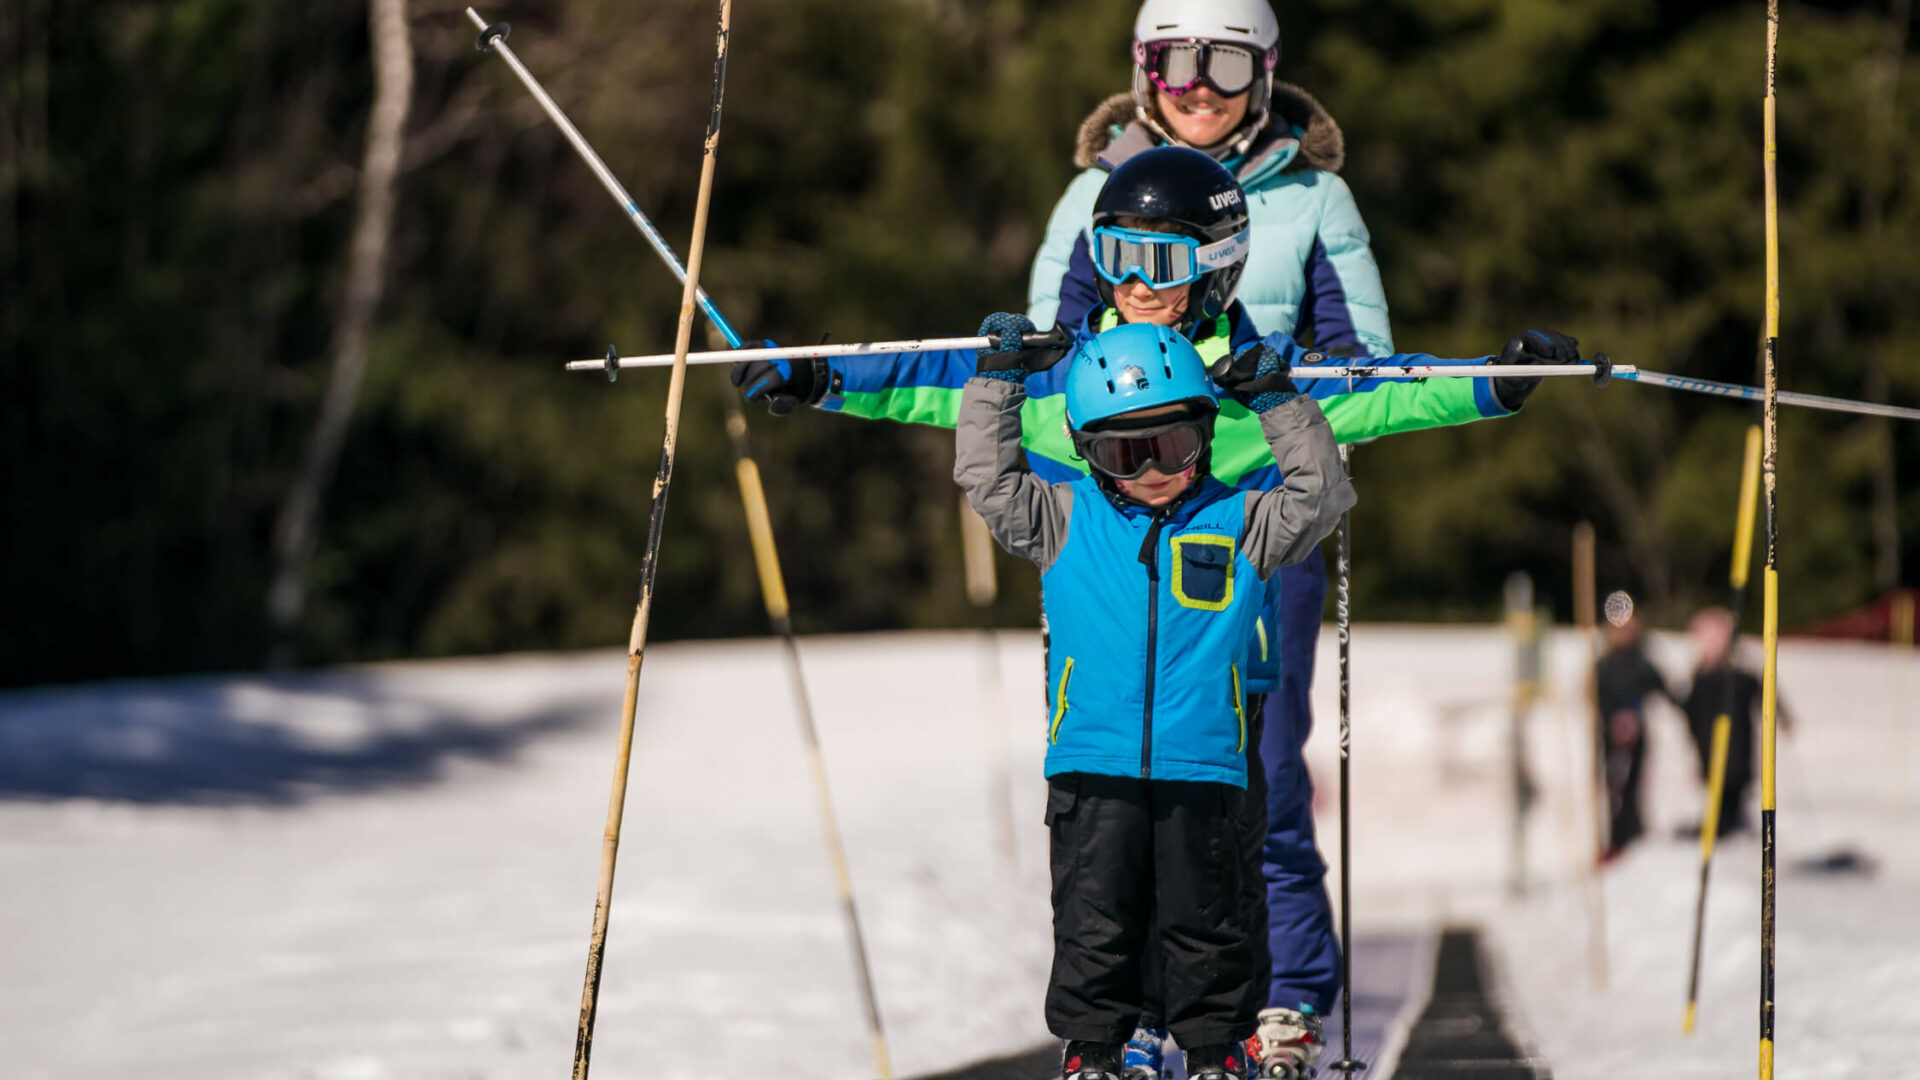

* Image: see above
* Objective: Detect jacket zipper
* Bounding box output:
[1138,511,1170,779]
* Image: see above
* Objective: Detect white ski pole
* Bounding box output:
[573,341,1629,382]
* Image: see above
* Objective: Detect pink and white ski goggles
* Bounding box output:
[1133,38,1278,98]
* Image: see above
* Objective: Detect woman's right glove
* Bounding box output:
[1210,342,1300,412]
[975,313,1072,380]
[1493,330,1580,411]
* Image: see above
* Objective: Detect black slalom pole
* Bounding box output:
[1329,446,1366,1077]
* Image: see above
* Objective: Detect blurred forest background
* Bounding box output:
[3,0,1917,687]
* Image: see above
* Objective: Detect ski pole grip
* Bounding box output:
[1018,324,1073,350]
[1592,351,1613,387]
[476,20,510,53]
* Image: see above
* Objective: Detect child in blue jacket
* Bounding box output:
[955,320,1352,1080]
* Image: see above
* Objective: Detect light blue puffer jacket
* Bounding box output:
[1028,86,1394,359]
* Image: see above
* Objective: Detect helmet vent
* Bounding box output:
[1226,24,1252,33]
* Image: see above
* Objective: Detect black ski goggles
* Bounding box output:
[1073,415,1215,480]
[1134,38,1276,98]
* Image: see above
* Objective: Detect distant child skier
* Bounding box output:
[1681,606,1791,837]
[1592,606,1673,857]
[956,319,1353,1080]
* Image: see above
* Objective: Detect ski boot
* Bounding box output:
[1061,1040,1125,1080]
[1183,1042,1249,1080]
[1252,1005,1323,1078]
[1122,1025,1167,1080]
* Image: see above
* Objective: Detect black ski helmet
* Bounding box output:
[1091,146,1251,334]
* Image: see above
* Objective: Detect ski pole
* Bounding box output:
[574,343,1626,382]
[466,8,743,348]
[1759,4,1784,1074]
[1623,368,1920,422]
[467,12,895,1074]
[576,343,1920,424]
[1329,446,1366,1077]
[479,2,735,1075]
[722,389,895,1080]
[1682,425,1762,1035]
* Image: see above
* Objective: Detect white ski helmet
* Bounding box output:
[1130,0,1282,159]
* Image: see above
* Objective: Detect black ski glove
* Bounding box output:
[729,341,829,417]
[1209,342,1300,412]
[1493,330,1580,411]
[975,313,1073,380]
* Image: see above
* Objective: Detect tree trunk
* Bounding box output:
[267,0,414,666]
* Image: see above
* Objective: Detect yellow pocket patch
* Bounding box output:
[1170,534,1235,611]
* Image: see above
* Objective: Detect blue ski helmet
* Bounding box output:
[1065,322,1220,431]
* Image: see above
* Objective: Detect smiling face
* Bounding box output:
[1154,84,1251,149]
[1112,276,1192,327]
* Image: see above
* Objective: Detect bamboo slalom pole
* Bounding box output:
[1572,523,1608,989]
[959,497,1018,870]
[723,391,896,1080]
[1759,1,1783,1074]
[552,4,733,1075]
[1897,592,1916,809]
[1683,426,1763,1034]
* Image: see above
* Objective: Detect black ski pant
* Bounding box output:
[1138,701,1270,1035]
[1044,770,1261,1050]
[1603,717,1648,851]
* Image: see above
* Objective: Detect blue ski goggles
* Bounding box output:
[1091,225,1250,291]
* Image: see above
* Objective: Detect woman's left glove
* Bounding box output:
[1493,330,1580,411]
[729,341,828,416]
[1210,342,1299,411]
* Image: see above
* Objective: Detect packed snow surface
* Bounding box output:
[0,627,1913,1078]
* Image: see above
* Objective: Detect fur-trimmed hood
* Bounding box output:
[1071,82,1345,176]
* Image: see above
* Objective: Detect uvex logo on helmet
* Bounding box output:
[1208,189,1243,211]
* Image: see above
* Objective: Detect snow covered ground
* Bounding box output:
[0,626,1913,1078]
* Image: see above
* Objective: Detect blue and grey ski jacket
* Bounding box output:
[1029,87,1391,357]
[955,377,1354,786]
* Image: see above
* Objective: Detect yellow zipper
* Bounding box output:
[1050,658,1075,744]
[1231,664,1246,753]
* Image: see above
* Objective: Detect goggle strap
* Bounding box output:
[1196,229,1249,270]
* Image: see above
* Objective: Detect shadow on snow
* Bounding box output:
[0,668,598,806]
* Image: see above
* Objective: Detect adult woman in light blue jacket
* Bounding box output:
[1026,3,1389,1076]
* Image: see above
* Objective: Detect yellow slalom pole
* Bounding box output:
[1683,426,1762,1033]
[1572,523,1608,988]
[563,4,731,1075]
[723,393,896,1080]
[1759,2,1782,1074]
[1897,592,1916,808]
